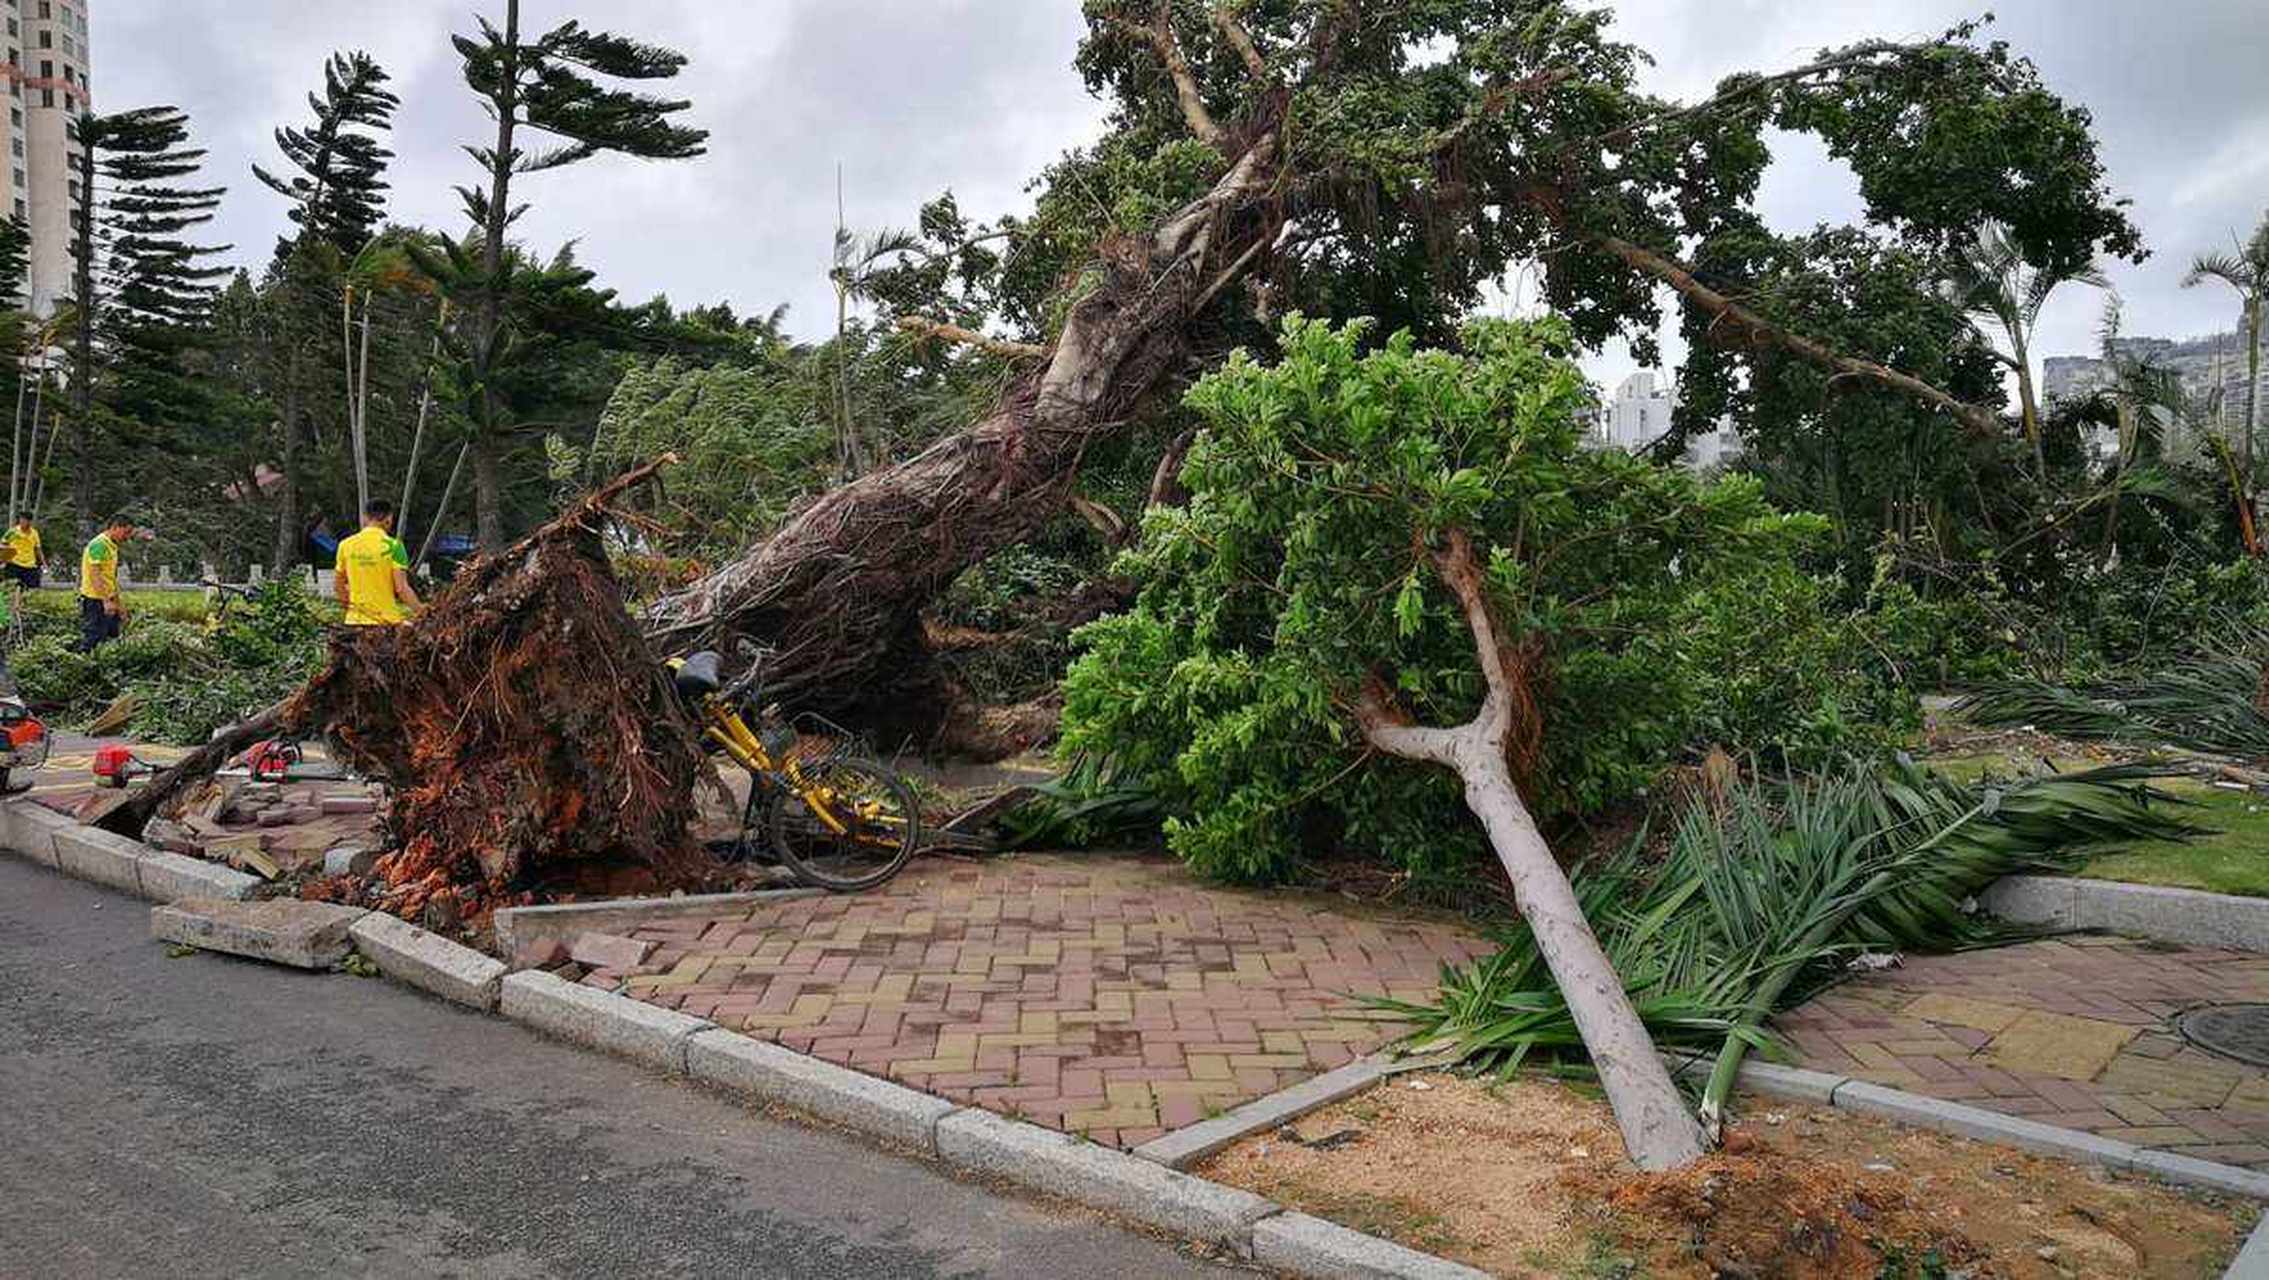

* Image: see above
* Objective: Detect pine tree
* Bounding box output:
[425,0,705,548]
[253,51,399,259]
[67,106,230,531]
[255,51,400,568]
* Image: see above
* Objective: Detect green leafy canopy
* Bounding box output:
[1061,316,1896,884]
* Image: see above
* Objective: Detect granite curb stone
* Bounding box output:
[135,848,261,903]
[53,824,150,895]
[499,969,713,1073]
[936,1106,1277,1253]
[686,1029,958,1153]
[1133,1056,1392,1169]
[150,897,368,969]
[349,912,508,1010]
[1252,1212,1494,1280]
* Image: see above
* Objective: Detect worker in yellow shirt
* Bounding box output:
[1,515,41,591]
[76,515,133,652]
[334,499,422,626]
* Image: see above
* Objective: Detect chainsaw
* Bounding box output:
[0,697,48,793]
[237,738,353,783]
[91,742,153,789]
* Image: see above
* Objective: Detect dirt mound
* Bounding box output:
[1587,1130,1980,1278]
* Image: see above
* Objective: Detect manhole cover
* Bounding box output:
[2176,1003,2269,1067]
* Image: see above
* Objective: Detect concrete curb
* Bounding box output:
[348,912,508,1011]
[936,1106,1278,1254]
[686,1028,956,1153]
[1,798,260,902]
[1254,1212,1493,1280]
[1132,1055,1392,1170]
[1713,1058,2269,1203]
[492,884,821,956]
[498,969,714,1074]
[2229,1213,2269,1279]
[1985,874,2269,953]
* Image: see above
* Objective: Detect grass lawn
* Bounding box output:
[1925,750,2269,898]
[2079,779,2269,898]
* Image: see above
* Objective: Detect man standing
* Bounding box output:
[335,499,421,626]
[2,515,41,591]
[76,515,133,652]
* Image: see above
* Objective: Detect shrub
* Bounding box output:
[1059,316,1862,884]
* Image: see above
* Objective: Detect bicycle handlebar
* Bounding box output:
[719,649,774,704]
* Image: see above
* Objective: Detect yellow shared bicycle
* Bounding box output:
[670,649,922,893]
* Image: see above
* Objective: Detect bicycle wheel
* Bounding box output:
[767,755,921,892]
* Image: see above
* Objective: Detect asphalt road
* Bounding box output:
[0,855,1239,1279]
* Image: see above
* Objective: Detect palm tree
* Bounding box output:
[2184,211,2269,484]
[2090,297,2184,554]
[826,215,920,480]
[1945,221,2108,478]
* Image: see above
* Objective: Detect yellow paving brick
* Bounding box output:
[1228,1053,1310,1069]
[1105,1082,1156,1107]
[976,1033,1064,1052]
[1983,1011,2137,1082]
[1064,1107,1159,1130]
[1165,972,1203,991]
[1262,1030,1305,1055]
[934,1033,979,1059]
[1187,1054,1234,1081]
[1149,1081,1249,1100]
[888,1057,976,1073]
[1019,1011,1059,1035]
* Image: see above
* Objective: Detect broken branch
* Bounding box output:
[896,316,1048,361]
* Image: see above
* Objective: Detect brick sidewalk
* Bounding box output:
[594,854,1494,1148]
[1777,936,2269,1168]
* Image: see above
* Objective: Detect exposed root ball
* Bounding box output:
[290,461,708,920]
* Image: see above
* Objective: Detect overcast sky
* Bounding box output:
[104,1,2269,391]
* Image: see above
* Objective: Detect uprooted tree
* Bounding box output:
[102,460,708,922]
[647,2,2139,726]
[1061,316,1836,1167]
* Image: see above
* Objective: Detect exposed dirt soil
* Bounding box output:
[1199,1073,2258,1278]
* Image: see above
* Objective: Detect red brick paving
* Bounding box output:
[1778,935,2269,1168]
[604,854,1493,1147]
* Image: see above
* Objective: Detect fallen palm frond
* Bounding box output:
[1959,634,2269,759]
[1379,757,2200,1130]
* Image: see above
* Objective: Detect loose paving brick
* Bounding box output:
[612,853,1492,1147]
[1780,935,2269,1169]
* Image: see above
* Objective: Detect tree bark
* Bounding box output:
[472,434,505,553]
[645,133,1284,709]
[273,348,304,572]
[1353,529,1707,1172]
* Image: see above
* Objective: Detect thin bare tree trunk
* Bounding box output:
[417,441,469,568]
[352,291,374,515]
[397,303,446,545]
[1353,529,1706,1172]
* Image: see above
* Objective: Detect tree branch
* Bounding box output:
[1429,528,1518,750]
[1593,234,2002,436]
[1111,3,1225,149]
[895,316,1048,361]
[1211,4,1271,85]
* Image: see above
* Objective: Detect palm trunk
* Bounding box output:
[415,441,470,568]
[2246,297,2263,496]
[396,302,446,546]
[7,354,26,524]
[351,290,374,515]
[2014,339,2046,479]
[471,434,504,552]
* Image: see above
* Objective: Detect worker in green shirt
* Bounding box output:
[76,515,134,652]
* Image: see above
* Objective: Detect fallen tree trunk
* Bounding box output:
[643,132,1286,713]
[1355,529,1708,1172]
[93,703,292,839]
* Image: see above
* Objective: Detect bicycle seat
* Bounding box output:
[673,651,722,697]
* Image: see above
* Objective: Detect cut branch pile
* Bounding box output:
[289,457,708,922]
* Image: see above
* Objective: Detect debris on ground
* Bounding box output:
[1202,1072,2258,1279]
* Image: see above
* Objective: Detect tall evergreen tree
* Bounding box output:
[67,106,230,532]
[253,51,399,259]
[255,50,399,568]
[426,0,705,548]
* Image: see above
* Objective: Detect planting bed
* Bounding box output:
[1200,1072,2259,1278]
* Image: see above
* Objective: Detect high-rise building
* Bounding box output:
[1589,371,1738,469]
[3,0,92,316]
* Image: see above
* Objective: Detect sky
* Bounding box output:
[102,0,2269,392]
